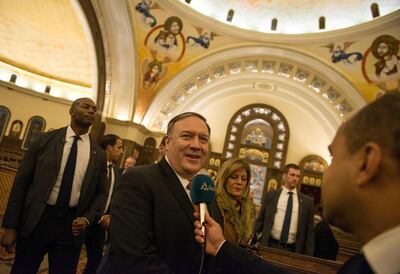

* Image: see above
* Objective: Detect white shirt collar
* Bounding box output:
[164,156,191,190]
[66,125,90,143]
[282,185,297,196]
[363,225,400,274]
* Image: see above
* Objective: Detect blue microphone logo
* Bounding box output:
[200,182,215,191]
[190,174,216,204]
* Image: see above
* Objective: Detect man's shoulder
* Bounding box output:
[299,192,314,205]
[299,192,313,200]
[124,162,160,178]
[120,163,163,192]
[32,127,66,147]
[267,189,281,197]
[262,189,280,203]
[40,127,65,138]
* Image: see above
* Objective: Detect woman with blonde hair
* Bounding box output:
[216,158,255,246]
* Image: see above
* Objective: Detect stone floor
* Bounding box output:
[0,247,88,274]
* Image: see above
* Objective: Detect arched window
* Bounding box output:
[0,106,11,143]
[9,120,23,139]
[319,16,326,30]
[222,104,289,207]
[227,9,234,22]
[138,137,156,165]
[271,18,278,31]
[299,155,328,206]
[22,116,46,150]
[9,74,17,83]
[371,3,380,18]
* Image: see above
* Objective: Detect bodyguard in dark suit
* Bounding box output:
[254,164,314,255]
[100,112,219,274]
[83,134,123,274]
[0,98,108,274]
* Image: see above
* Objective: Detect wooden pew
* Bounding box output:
[259,246,343,274]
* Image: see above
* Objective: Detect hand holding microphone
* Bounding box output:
[190,174,215,236]
[194,212,226,256]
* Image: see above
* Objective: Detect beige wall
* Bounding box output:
[0,82,162,147]
[0,83,70,138]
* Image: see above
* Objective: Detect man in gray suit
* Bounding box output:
[254,163,314,255]
[0,98,108,274]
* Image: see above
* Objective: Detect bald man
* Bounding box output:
[1,98,108,274]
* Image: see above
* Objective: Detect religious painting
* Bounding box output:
[0,106,11,143]
[207,169,218,182]
[9,120,23,139]
[141,58,167,91]
[22,116,46,150]
[138,137,156,165]
[135,0,160,28]
[362,34,400,93]
[145,16,185,64]
[267,179,278,192]
[240,119,273,150]
[239,147,269,163]
[303,158,326,173]
[186,27,218,49]
[322,41,363,64]
[249,164,267,206]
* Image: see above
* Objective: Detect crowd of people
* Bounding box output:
[1,92,399,274]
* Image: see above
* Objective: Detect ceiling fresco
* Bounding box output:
[131,0,400,121]
[179,0,400,34]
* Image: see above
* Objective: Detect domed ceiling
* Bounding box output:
[0,0,94,99]
[180,0,400,34]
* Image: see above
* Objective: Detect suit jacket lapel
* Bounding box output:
[272,189,282,213]
[158,158,194,224]
[297,193,304,227]
[79,138,95,200]
[266,189,282,231]
[55,127,68,174]
[112,165,121,191]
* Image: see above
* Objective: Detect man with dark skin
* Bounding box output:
[1,97,108,274]
[195,92,400,274]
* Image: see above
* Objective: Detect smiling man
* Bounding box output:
[1,98,108,274]
[101,112,221,274]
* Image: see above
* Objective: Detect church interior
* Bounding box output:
[0,0,399,273]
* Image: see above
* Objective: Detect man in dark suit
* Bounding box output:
[0,98,108,274]
[322,92,400,273]
[196,93,400,274]
[313,207,338,260]
[100,112,217,274]
[254,164,314,255]
[83,134,123,274]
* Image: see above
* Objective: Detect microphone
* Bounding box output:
[190,174,216,236]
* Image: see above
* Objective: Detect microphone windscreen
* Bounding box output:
[190,174,215,205]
